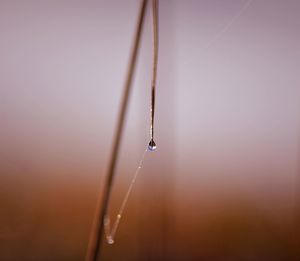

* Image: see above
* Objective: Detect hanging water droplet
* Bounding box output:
[107,236,114,244]
[148,139,157,151]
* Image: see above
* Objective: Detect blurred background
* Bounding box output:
[0,0,300,260]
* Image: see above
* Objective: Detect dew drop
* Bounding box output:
[107,236,114,244]
[148,139,157,151]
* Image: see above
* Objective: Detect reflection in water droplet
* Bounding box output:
[107,236,114,244]
[148,139,157,151]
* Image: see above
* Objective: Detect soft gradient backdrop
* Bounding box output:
[0,0,300,260]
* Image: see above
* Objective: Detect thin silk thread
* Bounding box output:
[201,0,253,51]
[104,0,159,244]
[104,148,148,244]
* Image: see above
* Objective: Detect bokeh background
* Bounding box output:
[1,0,300,260]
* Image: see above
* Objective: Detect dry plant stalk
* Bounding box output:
[85,1,148,260]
